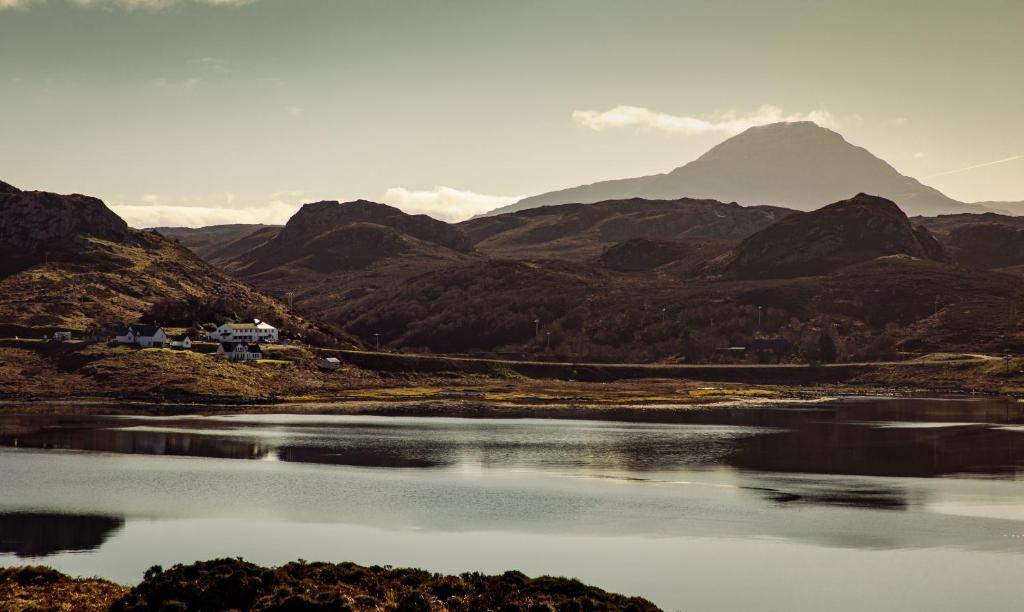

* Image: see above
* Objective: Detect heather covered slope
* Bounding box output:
[236,200,472,275]
[331,254,1024,361]
[723,193,945,279]
[915,213,1024,269]
[496,122,982,217]
[459,197,792,260]
[0,182,347,344]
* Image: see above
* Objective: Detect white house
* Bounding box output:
[208,320,279,344]
[216,342,263,362]
[116,324,167,348]
[169,334,192,350]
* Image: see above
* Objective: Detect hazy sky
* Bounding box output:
[2,0,1022,226]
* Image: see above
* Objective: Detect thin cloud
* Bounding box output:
[571,104,838,136]
[381,186,525,222]
[926,155,1024,179]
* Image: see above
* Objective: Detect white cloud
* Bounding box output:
[883,116,909,127]
[111,191,303,228]
[381,186,525,222]
[285,106,304,117]
[110,187,521,228]
[571,104,838,136]
[913,151,927,159]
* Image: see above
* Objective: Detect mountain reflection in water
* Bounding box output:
[1,399,1022,480]
[0,513,124,557]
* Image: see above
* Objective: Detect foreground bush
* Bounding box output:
[2,559,661,611]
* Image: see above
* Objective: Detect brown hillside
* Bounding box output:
[915,213,1024,268]
[155,224,280,262]
[0,183,350,345]
[460,197,792,260]
[724,193,945,279]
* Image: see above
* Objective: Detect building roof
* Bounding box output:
[171,333,191,342]
[221,322,276,330]
[127,324,163,337]
[219,342,263,352]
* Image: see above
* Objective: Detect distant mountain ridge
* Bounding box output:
[458,197,793,261]
[494,121,987,217]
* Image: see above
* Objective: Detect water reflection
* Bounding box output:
[0,512,123,557]
[729,422,1024,477]
[2,401,1023,482]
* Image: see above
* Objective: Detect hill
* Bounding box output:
[495,122,984,217]
[230,200,480,328]
[458,197,792,260]
[915,213,1024,269]
[153,224,280,262]
[724,194,945,279]
[0,182,346,344]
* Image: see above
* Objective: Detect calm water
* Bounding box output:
[1,398,1023,611]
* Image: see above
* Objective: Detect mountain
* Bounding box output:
[494,122,984,217]
[154,224,280,262]
[458,197,793,260]
[724,194,945,279]
[0,182,342,343]
[915,213,1024,269]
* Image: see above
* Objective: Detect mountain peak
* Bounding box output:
[498,123,977,217]
[0,180,20,194]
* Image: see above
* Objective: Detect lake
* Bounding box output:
[1,397,1023,611]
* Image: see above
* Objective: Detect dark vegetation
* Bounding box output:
[1,558,658,611]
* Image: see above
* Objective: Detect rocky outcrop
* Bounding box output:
[0,185,129,251]
[724,193,946,279]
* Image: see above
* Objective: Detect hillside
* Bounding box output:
[332,254,1024,361]
[0,182,347,345]
[915,213,1024,269]
[495,122,983,217]
[153,224,279,262]
[458,197,792,260]
[724,193,946,279]
[230,200,480,330]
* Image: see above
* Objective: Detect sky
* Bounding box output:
[1,0,1022,227]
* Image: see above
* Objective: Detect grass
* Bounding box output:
[340,386,444,399]
[256,359,292,366]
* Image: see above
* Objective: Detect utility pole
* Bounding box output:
[545,331,551,351]
[534,318,540,339]
[757,306,763,333]
[373,333,381,350]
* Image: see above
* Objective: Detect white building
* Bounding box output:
[116,325,167,348]
[208,320,279,344]
[216,342,263,362]
[52,331,72,342]
[169,334,192,350]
